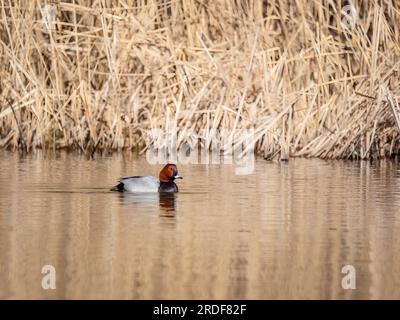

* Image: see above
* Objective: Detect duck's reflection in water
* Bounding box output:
[117,192,158,205]
[158,192,176,217]
[116,192,176,217]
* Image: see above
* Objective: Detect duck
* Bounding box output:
[111,163,182,193]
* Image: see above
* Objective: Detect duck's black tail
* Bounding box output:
[110,182,124,192]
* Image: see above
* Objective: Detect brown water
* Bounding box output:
[1,151,400,299]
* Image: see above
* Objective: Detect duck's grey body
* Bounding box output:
[112,176,159,193]
[111,176,179,193]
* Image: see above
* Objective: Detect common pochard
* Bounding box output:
[111,164,182,193]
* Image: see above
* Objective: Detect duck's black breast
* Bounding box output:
[158,182,179,193]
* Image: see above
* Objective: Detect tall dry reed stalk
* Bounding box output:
[0,0,399,159]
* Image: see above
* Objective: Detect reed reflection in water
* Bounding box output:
[1,151,400,299]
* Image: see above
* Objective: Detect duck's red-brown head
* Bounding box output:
[159,164,182,183]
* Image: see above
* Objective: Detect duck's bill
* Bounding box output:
[174,175,183,179]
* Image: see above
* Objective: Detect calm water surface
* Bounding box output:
[1,151,400,299]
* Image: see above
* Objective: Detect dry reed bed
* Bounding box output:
[0,0,399,159]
